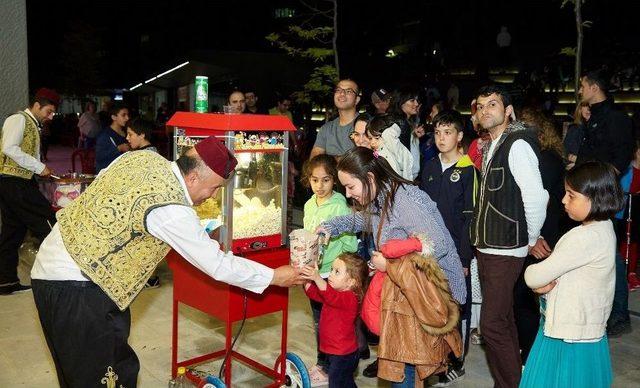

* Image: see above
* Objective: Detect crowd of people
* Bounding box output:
[296,69,637,388]
[0,65,638,388]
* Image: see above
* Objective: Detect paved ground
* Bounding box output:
[2,238,640,387]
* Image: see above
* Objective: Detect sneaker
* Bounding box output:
[0,283,32,295]
[607,319,632,337]
[362,359,378,378]
[430,365,465,387]
[308,365,328,387]
[144,276,160,289]
[470,329,485,345]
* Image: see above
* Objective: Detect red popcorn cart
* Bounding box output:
[165,112,309,387]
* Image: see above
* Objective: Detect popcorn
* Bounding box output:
[233,199,282,239]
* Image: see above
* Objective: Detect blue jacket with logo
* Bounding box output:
[419,155,477,268]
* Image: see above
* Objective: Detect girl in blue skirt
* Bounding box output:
[521,161,624,388]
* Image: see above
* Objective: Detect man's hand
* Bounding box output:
[39,166,53,177]
[270,265,306,287]
[414,125,425,138]
[529,238,552,259]
[533,280,557,294]
[117,143,131,152]
[463,267,469,277]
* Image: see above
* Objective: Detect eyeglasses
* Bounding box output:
[334,88,359,96]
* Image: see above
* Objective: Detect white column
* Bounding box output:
[0,0,28,118]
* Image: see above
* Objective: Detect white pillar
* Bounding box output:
[0,0,28,119]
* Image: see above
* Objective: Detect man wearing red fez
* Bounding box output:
[0,88,60,295]
[30,135,305,387]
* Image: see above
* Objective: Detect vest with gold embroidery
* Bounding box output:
[0,111,40,179]
[57,151,189,310]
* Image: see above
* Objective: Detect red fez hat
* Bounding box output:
[194,136,237,179]
[35,88,62,106]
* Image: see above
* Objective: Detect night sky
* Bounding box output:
[26,0,640,95]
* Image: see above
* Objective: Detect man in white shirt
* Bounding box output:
[0,88,59,295]
[471,85,548,388]
[30,136,305,387]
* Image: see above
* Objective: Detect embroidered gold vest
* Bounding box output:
[0,111,40,179]
[57,151,189,310]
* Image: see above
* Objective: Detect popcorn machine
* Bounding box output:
[167,112,295,253]
[165,112,310,388]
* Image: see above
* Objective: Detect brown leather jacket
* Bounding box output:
[377,252,462,386]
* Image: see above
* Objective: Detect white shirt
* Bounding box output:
[410,135,420,180]
[31,163,275,294]
[478,139,549,258]
[1,109,45,174]
[379,123,413,180]
[438,154,457,172]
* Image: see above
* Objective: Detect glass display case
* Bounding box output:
[168,112,295,253]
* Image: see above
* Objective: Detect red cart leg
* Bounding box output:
[279,307,288,384]
[171,299,178,378]
[225,320,233,387]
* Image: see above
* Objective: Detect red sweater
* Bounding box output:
[305,283,359,355]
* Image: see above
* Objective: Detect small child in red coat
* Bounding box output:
[302,253,368,388]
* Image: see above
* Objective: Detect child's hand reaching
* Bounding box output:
[301,265,321,282]
[301,264,327,291]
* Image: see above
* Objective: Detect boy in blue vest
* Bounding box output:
[419,109,477,386]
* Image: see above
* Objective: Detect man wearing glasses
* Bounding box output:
[310,79,361,159]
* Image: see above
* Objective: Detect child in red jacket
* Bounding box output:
[302,253,368,388]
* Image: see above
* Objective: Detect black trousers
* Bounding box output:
[32,279,140,388]
[513,256,541,365]
[0,176,55,285]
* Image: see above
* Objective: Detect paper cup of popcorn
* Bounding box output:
[289,229,320,268]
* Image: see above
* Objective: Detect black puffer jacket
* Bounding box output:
[577,99,634,173]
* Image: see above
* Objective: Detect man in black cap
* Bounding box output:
[0,88,59,295]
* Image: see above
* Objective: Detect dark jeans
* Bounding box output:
[514,256,540,365]
[610,251,630,324]
[611,221,630,324]
[32,279,140,388]
[390,364,415,388]
[326,351,359,388]
[0,176,55,285]
[477,252,524,388]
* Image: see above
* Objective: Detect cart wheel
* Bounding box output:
[275,352,310,388]
[204,375,226,388]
